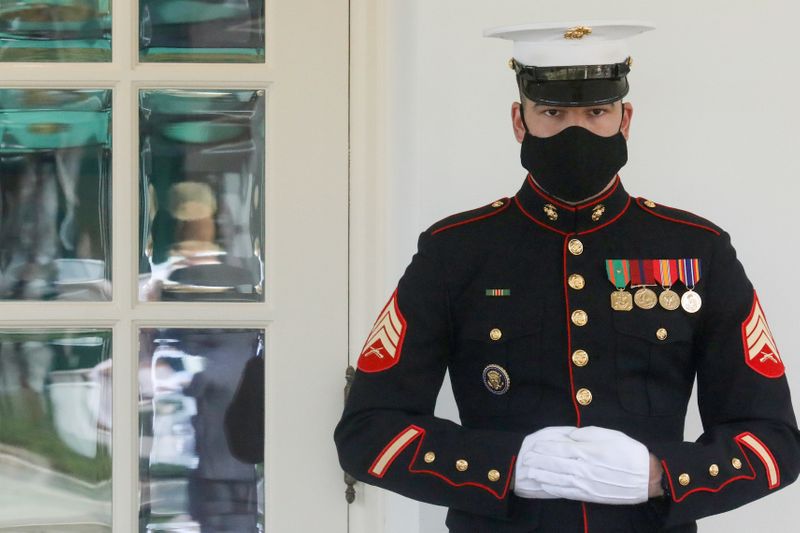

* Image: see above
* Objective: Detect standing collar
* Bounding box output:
[513,173,631,235]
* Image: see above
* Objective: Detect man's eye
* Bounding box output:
[590,109,606,116]
[543,109,560,117]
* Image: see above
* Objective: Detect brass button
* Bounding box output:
[591,204,605,222]
[576,387,592,405]
[568,238,584,255]
[492,200,504,208]
[643,199,657,208]
[732,457,742,469]
[456,459,469,472]
[488,469,501,482]
[489,328,502,341]
[507,57,516,70]
[678,473,691,486]
[568,274,585,290]
[424,452,436,464]
[543,203,559,221]
[572,349,589,367]
[571,310,588,327]
[709,464,719,476]
[656,328,668,341]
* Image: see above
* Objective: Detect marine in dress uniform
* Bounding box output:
[334,21,800,532]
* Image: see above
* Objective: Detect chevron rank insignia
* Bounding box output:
[357,288,408,373]
[742,290,784,378]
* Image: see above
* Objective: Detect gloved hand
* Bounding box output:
[513,425,577,498]
[520,425,650,505]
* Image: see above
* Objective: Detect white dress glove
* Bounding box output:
[513,425,577,498]
[519,425,650,505]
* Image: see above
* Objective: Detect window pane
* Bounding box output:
[139,0,265,63]
[0,89,112,301]
[138,328,265,532]
[138,89,265,302]
[0,329,112,531]
[0,1,112,62]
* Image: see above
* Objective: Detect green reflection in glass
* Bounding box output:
[139,0,265,63]
[138,89,265,302]
[0,89,112,301]
[0,328,112,531]
[0,0,112,62]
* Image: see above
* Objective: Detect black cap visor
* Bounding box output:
[519,77,629,107]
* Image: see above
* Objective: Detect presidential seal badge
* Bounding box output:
[483,364,510,395]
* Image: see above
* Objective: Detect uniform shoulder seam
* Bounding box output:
[429,197,511,236]
[634,197,722,236]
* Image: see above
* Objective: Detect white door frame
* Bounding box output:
[0,0,349,531]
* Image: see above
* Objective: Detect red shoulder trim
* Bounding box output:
[431,198,511,236]
[635,197,721,236]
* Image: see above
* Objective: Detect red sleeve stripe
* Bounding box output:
[369,425,423,478]
[736,431,780,489]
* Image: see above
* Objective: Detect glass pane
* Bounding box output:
[139,0,265,63]
[0,328,112,531]
[0,1,112,62]
[138,328,265,532]
[0,89,112,301]
[138,89,265,302]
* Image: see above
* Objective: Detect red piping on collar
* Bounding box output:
[514,196,568,236]
[526,173,621,211]
[431,198,511,236]
[635,197,721,236]
[514,195,631,236]
[577,196,632,236]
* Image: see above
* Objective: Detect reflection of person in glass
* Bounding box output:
[181,329,262,532]
[224,333,265,465]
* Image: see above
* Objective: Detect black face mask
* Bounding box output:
[519,107,628,203]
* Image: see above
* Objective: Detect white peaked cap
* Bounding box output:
[484,20,655,67]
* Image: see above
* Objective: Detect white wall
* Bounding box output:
[380,1,800,531]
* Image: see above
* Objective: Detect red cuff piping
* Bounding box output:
[660,438,757,503]
[407,428,516,500]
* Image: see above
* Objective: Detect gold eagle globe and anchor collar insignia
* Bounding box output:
[483,364,510,395]
[514,173,631,235]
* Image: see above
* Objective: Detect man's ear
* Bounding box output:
[621,101,634,140]
[512,101,526,143]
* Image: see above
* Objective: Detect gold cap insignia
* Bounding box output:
[564,26,592,40]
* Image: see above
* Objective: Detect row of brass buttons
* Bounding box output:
[679,457,742,486]
[423,452,501,482]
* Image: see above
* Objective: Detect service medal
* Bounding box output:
[634,287,658,309]
[678,258,703,313]
[611,290,634,311]
[605,259,633,311]
[630,259,658,309]
[654,259,681,311]
[681,290,703,313]
[659,289,681,311]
